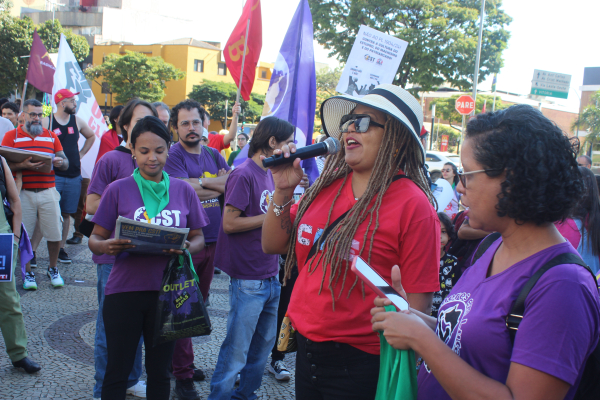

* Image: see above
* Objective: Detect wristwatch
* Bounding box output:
[198,178,203,187]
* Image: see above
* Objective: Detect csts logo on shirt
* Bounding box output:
[54,128,62,136]
[133,207,181,226]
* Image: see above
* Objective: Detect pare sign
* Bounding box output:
[455,95,475,115]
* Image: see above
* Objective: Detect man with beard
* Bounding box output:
[1,99,70,289]
[164,99,239,400]
[46,89,95,261]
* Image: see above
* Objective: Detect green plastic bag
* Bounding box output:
[375,305,418,400]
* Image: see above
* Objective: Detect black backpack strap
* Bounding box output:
[471,232,502,265]
[506,253,597,343]
[304,174,407,265]
[203,145,219,166]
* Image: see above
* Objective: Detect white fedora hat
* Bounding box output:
[320,84,425,163]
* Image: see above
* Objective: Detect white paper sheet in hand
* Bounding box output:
[432,179,454,212]
[336,25,408,98]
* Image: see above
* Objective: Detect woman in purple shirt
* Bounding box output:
[371,105,600,400]
[89,116,208,400]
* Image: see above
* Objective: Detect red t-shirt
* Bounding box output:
[287,172,441,354]
[95,129,121,164]
[1,127,63,189]
[208,133,230,152]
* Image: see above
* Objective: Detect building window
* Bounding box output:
[194,59,204,72]
[218,63,227,76]
[261,69,267,79]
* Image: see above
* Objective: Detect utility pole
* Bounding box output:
[472,0,486,110]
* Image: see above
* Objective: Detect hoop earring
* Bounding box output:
[131,154,136,160]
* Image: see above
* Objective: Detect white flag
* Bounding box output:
[52,34,108,178]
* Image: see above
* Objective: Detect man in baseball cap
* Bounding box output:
[43,88,95,263]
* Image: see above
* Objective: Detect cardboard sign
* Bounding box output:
[336,25,408,97]
[0,234,14,282]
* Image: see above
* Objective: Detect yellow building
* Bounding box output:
[90,38,273,114]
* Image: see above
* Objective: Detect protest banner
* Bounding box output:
[336,25,408,97]
[0,234,14,282]
[52,34,108,178]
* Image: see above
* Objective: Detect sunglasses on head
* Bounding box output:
[339,114,385,134]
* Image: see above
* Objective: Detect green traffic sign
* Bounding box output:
[530,87,568,99]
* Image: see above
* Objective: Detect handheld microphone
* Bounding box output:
[262,137,341,168]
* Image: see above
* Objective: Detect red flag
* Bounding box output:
[27,29,56,94]
[224,0,262,101]
[481,99,487,114]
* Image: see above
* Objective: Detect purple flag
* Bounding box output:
[235,0,318,183]
[26,29,56,94]
[20,223,33,281]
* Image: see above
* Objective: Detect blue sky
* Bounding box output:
[201,0,598,111]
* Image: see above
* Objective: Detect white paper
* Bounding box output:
[336,25,408,98]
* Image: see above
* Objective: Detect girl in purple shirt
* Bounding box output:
[89,116,208,400]
[371,105,600,400]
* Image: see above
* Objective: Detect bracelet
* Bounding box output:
[272,198,294,217]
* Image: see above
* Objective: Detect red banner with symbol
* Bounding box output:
[224,0,262,101]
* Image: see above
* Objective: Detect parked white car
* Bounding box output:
[425,151,461,181]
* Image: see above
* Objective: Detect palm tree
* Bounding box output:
[573,91,600,156]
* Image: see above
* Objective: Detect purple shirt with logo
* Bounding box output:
[214,158,278,280]
[87,148,137,264]
[92,176,209,295]
[417,238,600,400]
[164,142,230,243]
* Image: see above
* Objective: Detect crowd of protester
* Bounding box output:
[0,86,599,400]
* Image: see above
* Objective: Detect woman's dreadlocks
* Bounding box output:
[283,117,435,309]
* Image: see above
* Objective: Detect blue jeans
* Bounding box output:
[55,174,82,214]
[208,277,281,400]
[94,263,143,398]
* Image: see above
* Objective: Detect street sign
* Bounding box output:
[455,95,475,115]
[531,69,571,99]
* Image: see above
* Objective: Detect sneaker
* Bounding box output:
[268,360,291,381]
[30,251,37,268]
[23,272,37,290]
[58,248,72,264]
[125,381,147,398]
[66,236,82,245]
[189,363,205,381]
[47,267,64,287]
[174,378,200,400]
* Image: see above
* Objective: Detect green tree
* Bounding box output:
[573,91,600,155]
[85,51,185,104]
[0,13,34,97]
[188,80,266,125]
[0,0,13,12]
[431,93,507,129]
[309,0,512,92]
[37,20,90,62]
[315,66,343,131]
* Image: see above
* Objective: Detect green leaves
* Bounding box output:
[308,0,511,92]
[574,91,600,153]
[84,51,185,104]
[0,14,89,97]
[431,93,506,127]
[188,80,265,125]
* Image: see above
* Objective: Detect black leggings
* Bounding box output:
[102,291,176,400]
[271,261,299,363]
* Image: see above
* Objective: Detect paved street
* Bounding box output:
[0,233,295,399]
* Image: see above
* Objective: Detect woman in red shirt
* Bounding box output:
[95,105,124,164]
[262,84,440,399]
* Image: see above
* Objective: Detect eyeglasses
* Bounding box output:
[237,137,247,141]
[457,168,503,188]
[27,112,43,119]
[339,114,385,134]
[179,120,202,129]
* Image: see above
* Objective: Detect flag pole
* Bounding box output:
[20,80,28,112]
[234,18,251,123]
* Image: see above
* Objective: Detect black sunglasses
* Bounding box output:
[339,114,385,134]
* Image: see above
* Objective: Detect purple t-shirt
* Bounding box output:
[417,238,600,400]
[214,158,278,279]
[163,142,230,243]
[92,176,209,295]
[87,148,137,264]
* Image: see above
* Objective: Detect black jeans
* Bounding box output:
[295,332,380,400]
[102,291,176,400]
[271,259,299,363]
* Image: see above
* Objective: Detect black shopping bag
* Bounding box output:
[153,250,212,346]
